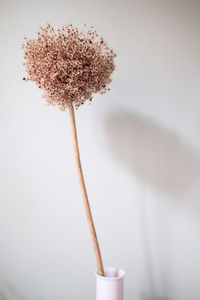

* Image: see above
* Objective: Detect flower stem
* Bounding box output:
[68,105,104,276]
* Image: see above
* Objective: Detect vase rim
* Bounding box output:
[95,267,125,280]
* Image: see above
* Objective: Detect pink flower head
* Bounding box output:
[22,24,116,110]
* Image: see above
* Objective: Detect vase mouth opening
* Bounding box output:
[96,267,125,280]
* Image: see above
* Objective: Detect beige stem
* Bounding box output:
[68,105,104,276]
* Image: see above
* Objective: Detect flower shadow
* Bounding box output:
[0,279,25,300]
[105,111,200,197]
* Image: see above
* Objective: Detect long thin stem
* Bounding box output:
[68,105,104,276]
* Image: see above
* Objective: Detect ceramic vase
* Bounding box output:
[96,267,125,300]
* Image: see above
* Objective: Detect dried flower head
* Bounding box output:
[22,24,116,110]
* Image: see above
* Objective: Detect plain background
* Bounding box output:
[0,0,200,299]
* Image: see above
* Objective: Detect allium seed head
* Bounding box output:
[22,24,116,110]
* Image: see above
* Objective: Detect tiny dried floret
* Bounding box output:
[22,24,116,110]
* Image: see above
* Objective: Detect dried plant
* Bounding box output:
[22,24,116,110]
[22,24,116,277]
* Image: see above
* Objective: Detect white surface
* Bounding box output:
[0,0,200,300]
[96,267,125,300]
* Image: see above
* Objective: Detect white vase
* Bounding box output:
[96,267,125,300]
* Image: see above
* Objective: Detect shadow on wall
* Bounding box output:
[105,111,200,197]
[105,110,200,300]
[141,296,168,300]
[142,297,168,300]
[0,279,24,300]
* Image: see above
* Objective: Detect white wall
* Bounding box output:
[0,0,200,299]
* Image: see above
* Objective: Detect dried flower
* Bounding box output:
[22,24,116,110]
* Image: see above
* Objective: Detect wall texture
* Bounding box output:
[0,0,200,299]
